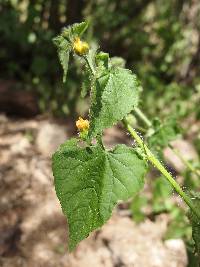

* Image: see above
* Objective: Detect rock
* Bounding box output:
[36,122,67,157]
[96,216,188,267]
[10,137,31,155]
[164,139,198,172]
[165,239,188,267]
[66,246,113,267]
[64,215,187,267]
[30,157,53,185]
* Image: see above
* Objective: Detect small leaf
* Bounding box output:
[81,70,92,98]
[96,52,109,69]
[89,67,139,137]
[53,35,71,82]
[59,50,69,83]
[188,191,200,260]
[52,139,147,250]
[71,21,88,36]
[61,21,88,40]
[110,56,126,68]
[53,35,70,50]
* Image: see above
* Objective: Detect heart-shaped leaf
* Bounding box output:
[52,138,147,250]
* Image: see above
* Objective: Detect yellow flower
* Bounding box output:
[73,37,89,56]
[76,117,89,132]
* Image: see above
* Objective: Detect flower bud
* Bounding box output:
[73,37,89,56]
[76,117,89,132]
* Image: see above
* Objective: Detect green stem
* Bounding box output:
[134,107,152,128]
[123,118,200,219]
[169,144,200,178]
[134,108,200,177]
[135,126,146,133]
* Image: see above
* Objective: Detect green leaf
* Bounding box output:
[81,70,92,98]
[188,192,200,259]
[53,35,70,51]
[61,21,88,40]
[52,138,147,250]
[110,56,126,68]
[96,52,109,69]
[89,67,139,137]
[71,21,89,36]
[59,50,69,83]
[53,35,71,82]
[81,48,97,98]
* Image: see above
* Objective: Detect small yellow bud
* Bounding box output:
[76,117,89,132]
[73,37,89,56]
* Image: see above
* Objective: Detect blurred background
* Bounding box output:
[0,0,200,266]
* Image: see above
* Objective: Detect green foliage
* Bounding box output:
[88,0,200,125]
[152,176,173,213]
[2,1,199,121]
[53,36,70,82]
[52,24,145,250]
[53,22,89,83]
[89,67,139,137]
[62,22,89,39]
[52,138,147,250]
[71,21,89,37]
[165,207,191,240]
[132,175,173,217]
[81,69,92,98]
[147,117,180,150]
[131,194,148,223]
[52,22,200,257]
[131,176,192,242]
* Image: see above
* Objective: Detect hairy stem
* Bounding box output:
[123,118,200,219]
[134,107,152,128]
[169,144,200,178]
[134,107,200,178]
